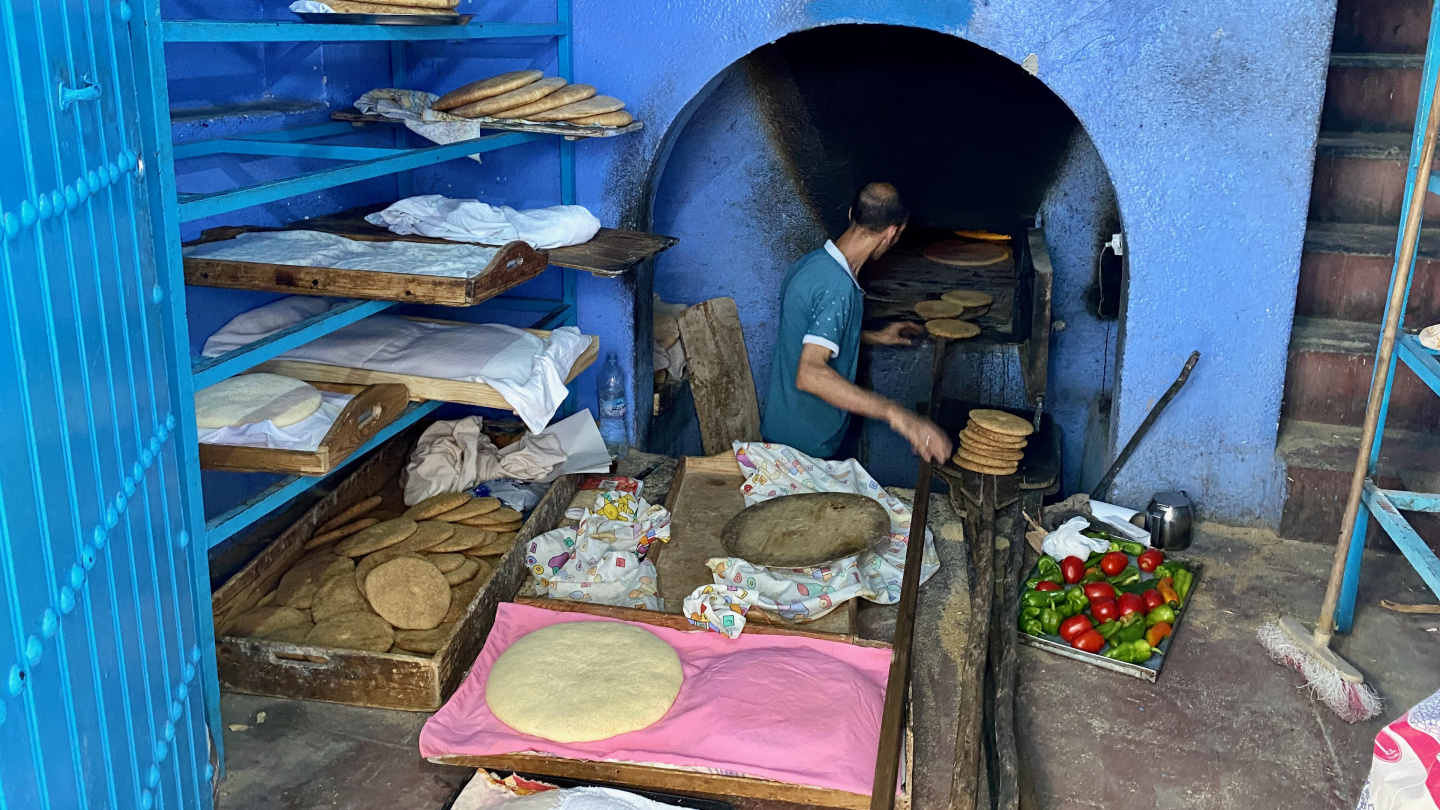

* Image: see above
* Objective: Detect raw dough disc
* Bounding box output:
[940,289,994,308]
[315,495,383,534]
[925,319,981,339]
[434,70,544,111]
[304,611,395,653]
[569,111,634,127]
[404,493,473,521]
[433,497,501,523]
[914,299,965,319]
[969,409,1035,437]
[304,518,379,551]
[194,373,321,429]
[335,518,418,557]
[486,622,683,742]
[721,492,889,567]
[490,84,597,119]
[923,240,1013,267]
[365,557,451,630]
[451,76,568,119]
[394,622,457,655]
[527,95,625,122]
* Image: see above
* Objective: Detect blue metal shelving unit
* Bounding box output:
[1334,9,1440,633]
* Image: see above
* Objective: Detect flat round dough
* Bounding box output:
[195,373,321,429]
[487,622,683,742]
[274,554,352,609]
[969,409,1035,437]
[914,300,965,319]
[225,606,311,641]
[304,518,379,551]
[365,557,451,630]
[404,493,473,521]
[444,558,481,586]
[426,523,491,553]
[955,444,1024,468]
[451,76,568,118]
[925,319,981,339]
[527,95,625,122]
[434,70,544,111]
[356,549,429,597]
[940,290,994,308]
[569,111,634,127]
[426,553,467,574]
[311,573,371,623]
[959,428,1027,452]
[305,612,394,653]
[953,230,1010,242]
[953,455,1018,476]
[434,497,501,523]
[463,506,522,527]
[722,493,889,567]
[490,84,597,119]
[315,495,383,535]
[924,241,1012,267]
[444,567,489,623]
[394,623,457,655]
[335,518,417,557]
[958,440,1025,462]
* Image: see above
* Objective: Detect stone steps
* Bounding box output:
[1282,316,1440,430]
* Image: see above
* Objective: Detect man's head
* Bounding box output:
[848,182,908,259]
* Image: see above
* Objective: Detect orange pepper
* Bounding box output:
[1145,621,1173,647]
[1157,576,1180,608]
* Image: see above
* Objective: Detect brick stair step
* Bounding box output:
[1300,223,1440,322]
[1321,56,1423,132]
[1311,131,1440,225]
[1334,0,1431,54]
[1282,316,1440,429]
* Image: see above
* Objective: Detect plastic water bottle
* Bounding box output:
[597,351,629,459]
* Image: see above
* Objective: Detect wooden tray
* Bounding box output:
[431,598,905,810]
[660,452,856,635]
[183,225,548,306]
[198,382,410,476]
[210,427,582,711]
[254,322,599,410]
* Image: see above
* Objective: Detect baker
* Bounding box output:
[761,182,952,463]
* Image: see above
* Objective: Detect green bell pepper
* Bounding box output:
[1107,539,1149,557]
[1115,612,1147,643]
[1065,585,1089,614]
[1054,600,1076,620]
[1080,566,1107,584]
[1172,567,1194,607]
[1021,589,1066,609]
[1103,639,1153,664]
[1095,620,1120,641]
[1035,556,1064,585]
[1085,551,1106,568]
[1039,607,1062,636]
[1145,604,1177,627]
[1020,617,1044,636]
[1153,560,1189,580]
[1107,565,1141,587]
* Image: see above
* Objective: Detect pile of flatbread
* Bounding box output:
[312,0,462,17]
[222,493,524,656]
[433,70,633,128]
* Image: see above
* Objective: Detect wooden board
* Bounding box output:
[659,453,855,635]
[255,328,599,411]
[198,382,410,475]
[677,298,761,455]
[431,598,897,810]
[184,226,548,306]
[296,204,679,278]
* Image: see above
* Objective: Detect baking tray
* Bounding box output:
[295,11,472,24]
[1016,553,1203,682]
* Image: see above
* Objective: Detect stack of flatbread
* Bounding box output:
[433,70,633,128]
[952,409,1033,476]
[315,0,460,16]
[221,493,523,657]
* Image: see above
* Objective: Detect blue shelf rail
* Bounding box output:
[1336,9,1440,632]
[162,19,566,42]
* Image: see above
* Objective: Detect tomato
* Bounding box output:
[1082,582,1116,603]
[1142,589,1165,612]
[1089,598,1119,624]
[1117,592,1146,617]
[1058,614,1093,642]
[1072,629,1106,653]
[1100,551,1129,577]
[1034,580,1061,592]
[1138,548,1166,573]
[1061,556,1086,584]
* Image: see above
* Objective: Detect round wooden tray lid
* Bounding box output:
[721,493,889,567]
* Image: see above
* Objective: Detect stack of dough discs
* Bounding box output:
[450,76,568,119]
[925,319,981,340]
[954,409,1034,475]
[490,84,597,120]
[195,373,321,429]
[914,299,965,320]
[434,70,544,111]
[940,289,994,319]
[923,240,1012,268]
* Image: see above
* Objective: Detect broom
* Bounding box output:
[1256,66,1440,724]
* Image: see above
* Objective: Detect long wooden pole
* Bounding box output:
[1316,80,1440,647]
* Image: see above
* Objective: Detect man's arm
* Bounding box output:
[860,320,924,346]
[794,343,951,463]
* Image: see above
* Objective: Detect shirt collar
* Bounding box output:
[824,240,864,292]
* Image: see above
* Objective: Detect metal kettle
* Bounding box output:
[1146,490,1194,551]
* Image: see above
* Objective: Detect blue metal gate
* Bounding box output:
[0,0,213,806]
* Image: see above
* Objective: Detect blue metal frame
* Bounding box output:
[1336,7,1440,633]
[162,19,566,42]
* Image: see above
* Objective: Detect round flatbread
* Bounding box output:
[926,319,981,339]
[450,76,568,119]
[940,290,994,308]
[426,553,467,574]
[393,623,457,655]
[953,230,1010,242]
[722,493,889,567]
[923,241,1012,267]
[444,558,482,586]
[569,110,634,127]
[433,70,544,111]
[355,549,428,597]
[335,518,417,557]
[527,95,625,122]
[304,518,379,551]
[404,493,473,521]
[462,531,510,558]
[486,622,683,742]
[969,408,1035,437]
[964,422,1029,446]
[365,557,451,630]
[955,444,1024,468]
[275,554,353,609]
[433,497,501,523]
[304,612,394,653]
[195,373,321,429]
[958,441,1025,463]
[319,0,456,13]
[463,506,522,527]
[311,574,371,623]
[959,429,1027,454]
[225,606,311,641]
[315,495,383,535]
[490,84,597,119]
[427,524,492,553]
[444,565,491,623]
[952,455,1018,476]
[914,300,965,320]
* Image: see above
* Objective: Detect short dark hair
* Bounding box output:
[850,183,908,231]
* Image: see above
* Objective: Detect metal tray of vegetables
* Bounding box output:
[1016,530,1200,682]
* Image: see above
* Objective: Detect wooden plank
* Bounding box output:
[331,108,644,141]
[949,475,998,810]
[1023,228,1053,406]
[255,332,599,410]
[677,298,762,455]
[185,227,547,306]
[512,597,885,648]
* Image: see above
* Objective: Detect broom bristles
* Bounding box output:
[1257,621,1383,723]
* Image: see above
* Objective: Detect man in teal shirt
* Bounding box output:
[761,183,951,463]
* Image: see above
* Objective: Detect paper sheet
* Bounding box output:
[538,409,612,481]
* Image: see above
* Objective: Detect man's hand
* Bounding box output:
[862,321,924,347]
[888,408,952,464]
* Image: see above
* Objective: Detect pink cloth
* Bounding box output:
[420,602,893,796]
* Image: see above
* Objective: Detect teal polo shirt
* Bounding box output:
[761,241,864,458]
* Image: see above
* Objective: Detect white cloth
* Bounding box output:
[355,89,494,163]
[289,0,334,11]
[1040,516,1111,562]
[403,416,567,505]
[365,195,600,250]
[201,296,591,432]
[527,489,670,610]
[183,230,499,279]
[196,392,352,452]
[682,441,940,639]
[1420,324,1440,351]
[453,770,676,810]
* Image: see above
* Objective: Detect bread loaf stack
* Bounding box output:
[321,0,460,16]
[951,409,1033,476]
[434,70,633,128]
[221,493,522,656]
